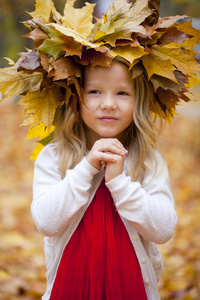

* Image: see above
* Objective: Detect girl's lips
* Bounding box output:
[99,116,118,123]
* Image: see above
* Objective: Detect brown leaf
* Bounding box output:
[179,92,190,102]
[79,49,112,68]
[145,0,160,25]
[157,87,179,108]
[150,74,180,93]
[68,95,78,119]
[158,27,191,46]
[51,57,82,81]
[131,63,144,79]
[39,52,53,73]
[67,76,83,103]
[22,27,49,48]
[60,36,83,57]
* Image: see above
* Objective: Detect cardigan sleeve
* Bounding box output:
[31,143,99,237]
[106,151,177,244]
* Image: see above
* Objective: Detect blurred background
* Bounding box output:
[0,0,200,299]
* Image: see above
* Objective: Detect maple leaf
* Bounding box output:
[150,74,180,93]
[158,27,191,47]
[26,123,54,140]
[29,0,62,23]
[18,86,64,129]
[51,56,82,81]
[142,50,177,82]
[38,36,66,60]
[39,52,53,73]
[19,50,41,71]
[176,20,200,50]
[145,0,160,26]
[158,15,187,29]
[51,23,103,49]
[79,48,112,68]
[89,0,151,45]
[62,0,95,38]
[67,76,83,105]
[152,45,200,76]
[110,46,148,64]
[0,68,43,100]
[130,63,144,79]
[26,123,55,158]
[157,87,179,109]
[22,27,49,48]
[60,36,83,57]
[185,74,200,89]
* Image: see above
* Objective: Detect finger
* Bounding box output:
[95,139,128,156]
[97,152,118,163]
[100,160,107,167]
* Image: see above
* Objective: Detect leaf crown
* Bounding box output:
[0,0,200,158]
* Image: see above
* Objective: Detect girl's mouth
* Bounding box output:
[99,116,118,123]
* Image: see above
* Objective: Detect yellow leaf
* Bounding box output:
[142,52,177,81]
[90,0,150,44]
[51,24,103,49]
[185,74,200,89]
[18,87,64,129]
[0,68,43,100]
[110,46,148,64]
[27,124,55,159]
[151,102,176,123]
[29,0,61,22]
[29,143,44,159]
[177,20,200,50]
[26,123,55,139]
[125,0,152,25]
[62,0,95,38]
[152,45,200,75]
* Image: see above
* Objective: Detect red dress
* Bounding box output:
[49,180,147,300]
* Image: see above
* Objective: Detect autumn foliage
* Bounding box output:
[0,0,200,159]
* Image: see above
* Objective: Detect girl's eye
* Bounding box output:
[117,91,129,96]
[89,90,100,94]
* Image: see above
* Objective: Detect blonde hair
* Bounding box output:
[55,63,163,182]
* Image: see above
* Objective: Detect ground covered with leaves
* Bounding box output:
[0,98,199,300]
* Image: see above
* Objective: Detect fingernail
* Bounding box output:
[122,150,128,154]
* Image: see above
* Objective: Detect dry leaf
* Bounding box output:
[29,0,61,22]
[19,50,41,70]
[62,0,95,37]
[0,69,43,99]
[51,56,81,81]
[18,87,64,129]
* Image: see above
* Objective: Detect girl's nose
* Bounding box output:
[100,95,117,110]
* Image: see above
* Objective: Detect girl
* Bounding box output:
[31,60,177,300]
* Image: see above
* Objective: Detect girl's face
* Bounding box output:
[81,61,135,146]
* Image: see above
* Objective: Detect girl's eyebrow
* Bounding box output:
[83,82,101,88]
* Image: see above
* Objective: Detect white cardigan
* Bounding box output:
[31,143,177,300]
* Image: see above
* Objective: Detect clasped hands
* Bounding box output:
[86,138,128,182]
